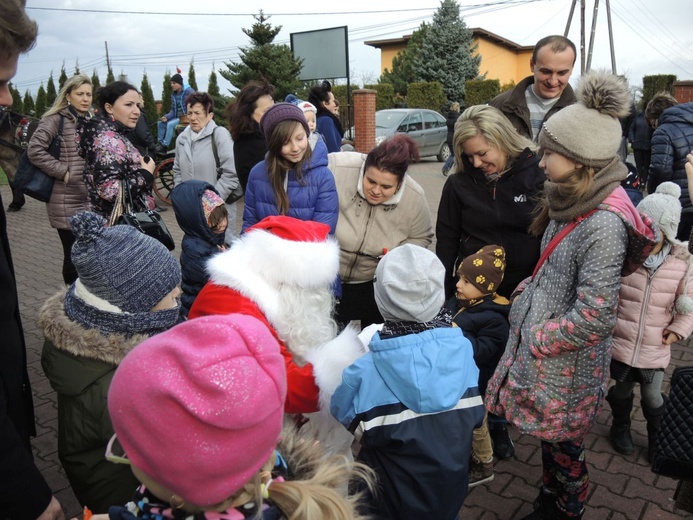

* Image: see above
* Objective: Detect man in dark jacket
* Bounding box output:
[156,73,195,155]
[628,110,654,184]
[646,93,693,240]
[489,35,576,141]
[0,2,65,519]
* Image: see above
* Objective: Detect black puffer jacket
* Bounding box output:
[170,180,225,318]
[436,148,544,299]
[648,102,693,212]
[233,124,267,192]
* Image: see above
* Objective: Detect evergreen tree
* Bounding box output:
[106,66,115,84]
[379,22,429,98]
[10,84,23,113]
[187,61,198,90]
[413,0,480,106]
[140,72,159,129]
[35,84,47,117]
[58,63,68,90]
[219,11,302,100]
[91,69,101,91]
[23,89,35,115]
[161,72,172,115]
[46,73,57,108]
[74,60,80,75]
[208,66,228,125]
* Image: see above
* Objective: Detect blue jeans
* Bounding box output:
[157,117,179,146]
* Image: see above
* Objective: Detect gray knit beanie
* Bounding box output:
[637,182,682,243]
[69,211,181,313]
[374,244,445,323]
[539,71,631,168]
[260,102,310,143]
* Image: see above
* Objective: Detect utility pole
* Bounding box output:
[104,41,111,72]
[565,0,617,75]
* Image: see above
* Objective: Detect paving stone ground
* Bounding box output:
[3,158,692,519]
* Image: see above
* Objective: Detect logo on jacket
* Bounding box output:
[514,194,527,202]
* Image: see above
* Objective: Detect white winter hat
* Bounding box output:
[374,244,445,323]
[637,182,681,243]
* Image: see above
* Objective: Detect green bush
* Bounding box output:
[364,83,395,110]
[465,79,501,106]
[641,74,677,109]
[407,81,446,112]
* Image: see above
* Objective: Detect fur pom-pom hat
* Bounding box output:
[539,71,631,168]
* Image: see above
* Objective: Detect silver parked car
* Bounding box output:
[375,108,451,162]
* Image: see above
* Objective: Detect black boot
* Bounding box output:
[605,388,634,455]
[521,488,555,520]
[642,395,667,464]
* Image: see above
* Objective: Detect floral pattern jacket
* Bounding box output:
[77,116,153,219]
[485,187,658,442]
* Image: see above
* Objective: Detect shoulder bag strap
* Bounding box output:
[531,209,597,281]
[210,127,223,179]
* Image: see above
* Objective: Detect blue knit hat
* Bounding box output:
[68,211,181,314]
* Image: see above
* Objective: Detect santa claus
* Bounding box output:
[189,215,363,415]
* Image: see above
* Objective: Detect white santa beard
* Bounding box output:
[271,284,338,363]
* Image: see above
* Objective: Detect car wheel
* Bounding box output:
[437,143,451,162]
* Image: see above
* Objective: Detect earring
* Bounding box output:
[170,495,185,509]
[67,100,71,106]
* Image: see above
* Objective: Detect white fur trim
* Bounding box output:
[206,230,339,326]
[304,324,366,409]
[73,279,124,313]
[357,323,382,351]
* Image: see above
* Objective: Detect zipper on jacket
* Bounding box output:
[631,269,655,366]
[346,203,374,280]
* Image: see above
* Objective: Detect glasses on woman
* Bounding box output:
[105,433,131,465]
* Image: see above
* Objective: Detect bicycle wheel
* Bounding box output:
[153,157,175,205]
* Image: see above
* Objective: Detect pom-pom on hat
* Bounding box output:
[374,244,445,323]
[637,182,682,243]
[68,211,180,314]
[458,244,506,295]
[260,102,310,143]
[539,71,631,168]
[108,314,287,507]
[170,73,184,86]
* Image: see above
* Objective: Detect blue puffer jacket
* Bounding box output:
[242,137,339,233]
[648,102,693,211]
[170,180,225,319]
[331,327,484,520]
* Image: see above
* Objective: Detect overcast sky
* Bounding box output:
[13,0,693,101]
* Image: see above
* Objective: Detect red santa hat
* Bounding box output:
[206,216,339,326]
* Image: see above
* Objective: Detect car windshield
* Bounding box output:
[375,111,404,129]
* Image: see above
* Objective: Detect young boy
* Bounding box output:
[445,244,511,487]
[331,244,484,520]
[170,180,228,318]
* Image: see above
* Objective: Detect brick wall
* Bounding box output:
[353,89,377,154]
[673,81,693,103]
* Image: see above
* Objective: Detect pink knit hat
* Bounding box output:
[107,314,286,506]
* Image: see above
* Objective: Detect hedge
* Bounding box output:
[407,82,446,112]
[364,83,395,110]
[465,79,501,107]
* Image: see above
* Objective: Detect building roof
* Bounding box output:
[364,28,534,52]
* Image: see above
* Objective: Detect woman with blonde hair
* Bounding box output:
[435,104,545,460]
[28,73,92,284]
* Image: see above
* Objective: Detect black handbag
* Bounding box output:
[652,366,693,480]
[211,127,244,204]
[13,116,63,202]
[112,179,176,251]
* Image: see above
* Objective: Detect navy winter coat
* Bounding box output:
[170,180,225,318]
[648,102,693,211]
[446,295,510,394]
[242,137,339,233]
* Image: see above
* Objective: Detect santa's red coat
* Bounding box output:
[189,283,320,414]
